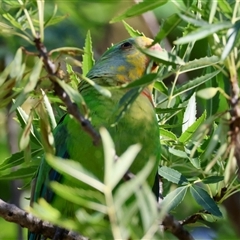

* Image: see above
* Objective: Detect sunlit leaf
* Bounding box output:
[179,56,219,74]
[50,182,107,213]
[19,112,33,150]
[179,111,206,143]
[154,81,168,95]
[197,87,219,99]
[182,93,196,133]
[173,71,220,97]
[41,89,57,129]
[221,20,240,60]
[46,154,105,192]
[160,129,178,141]
[175,22,232,44]
[122,20,144,37]
[82,30,95,76]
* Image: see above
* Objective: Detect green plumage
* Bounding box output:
[29,37,161,240]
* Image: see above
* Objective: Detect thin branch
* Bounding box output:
[0,199,87,240]
[32,36,101,146]
[0,197,195,240]
[162,213,194,240]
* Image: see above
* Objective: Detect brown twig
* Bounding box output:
[0,196,195,240]
[0,199,87,240]
[32,36,101,146]
[162,213,194,240]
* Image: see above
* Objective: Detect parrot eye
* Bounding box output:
[120,41,132,50]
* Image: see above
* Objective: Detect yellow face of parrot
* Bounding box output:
[86,36,162,85]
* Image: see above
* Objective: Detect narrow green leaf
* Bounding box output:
[82,31,95,76]
[160,128,177,141]
[10,58,43,113]
[16,105,42,147]
[113,87,142,126]
[121,73,157,89]
[221,20,240,60]
[44,4,68,27]
[79,75,111,98]
[182,93,196,133]
[0,78,16,99]
[158,166,188,184]
[209,1,218,23]
[169,147,188,158]
[201,176,224,184]
[50,182,107,213]
[110,144,141,189]
[30,199,78,231]
[41,89,57,129]
[25,58,43,92]
[122,20,144,37]
[3,12,22,29]
[161,186,188,212]
[100,127,115,187]
[10,48,22,79]
[218,0,233,16]
[202,123,223,161]
[179,110,206,143]
[49,47,83,56]
[189,158,201,169]
[37,0,44,41]
[199,212,219,222]
[135,183,158,233]
[0,148,42,171]
[0,61,13,86]
[56,78,88,108]
[190,184,222,217]
[179,56,220,74]
[154,81,168,96]
[10,92,27,113]
[114,158,155,208]
[143,49,185,66]
[155,107,184,115]
[19,113,33,150]
[111,0,168,23]
[0,166,38,180]
[46,154,105,193]
[153,14,181,43]
[174,22,232,45]
[37,101,55,155]
[173,71,220,97]
[178,13,209,27]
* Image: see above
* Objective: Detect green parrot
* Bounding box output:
[28,36,162,239]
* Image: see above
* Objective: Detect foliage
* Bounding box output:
[0,0,239,239]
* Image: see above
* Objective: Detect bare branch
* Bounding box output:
[162,213,194,240]
[0,199,87,240]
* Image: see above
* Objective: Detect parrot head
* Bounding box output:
[86,36,162,85]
